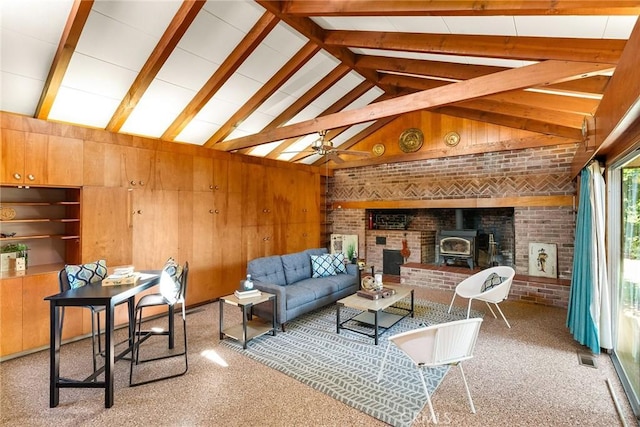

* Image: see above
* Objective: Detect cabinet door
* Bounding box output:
[193,155,214,192]
[241,163,266,226]
[123,146,155,189]
[47,135,83,185]
[83,141,123,187]
[285,222,321,253]
[81,186,133,266]
[189,192,216,305]
[269,166,295,224]
[0,277,23,356]
[212,157,228,192]
[0,129,25,185]
[23,133,48,185]
[156,150,192,191]
[22,272,59,350]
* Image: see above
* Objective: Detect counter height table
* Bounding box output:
[45,271,162,408]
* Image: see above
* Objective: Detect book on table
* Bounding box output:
[356,287,396,300]
[234,289,261,299]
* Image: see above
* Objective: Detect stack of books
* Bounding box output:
[234,288,261,299]
[103,267,139,286]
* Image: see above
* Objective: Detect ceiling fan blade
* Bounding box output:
[280,149,314,154]
[326,152,344,164]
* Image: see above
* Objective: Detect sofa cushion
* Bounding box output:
[481,272,504,292]
[332,252,347,274]
[327,273,358,291]
[285,284,318,308]
[247,255,287,286]
[295,278,339,299]
[281,251,311,284]
[311,254,337,278]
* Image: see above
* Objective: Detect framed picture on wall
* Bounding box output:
[528,243,557,278]
[330,234,358,262]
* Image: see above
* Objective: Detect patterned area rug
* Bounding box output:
[222,299,481,427]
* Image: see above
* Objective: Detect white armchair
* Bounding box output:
[448,266,516,328]
[377,318,483,424]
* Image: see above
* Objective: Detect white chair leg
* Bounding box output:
[418,368,438,424]
[458,363,476,414]
[377,342,392,382]
[466,299,473,319]
[447,293,457,314]
[485,302,498,319]
[493,303,511,328]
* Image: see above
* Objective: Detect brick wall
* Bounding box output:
[401,265,570,308]
[328,144,578,303]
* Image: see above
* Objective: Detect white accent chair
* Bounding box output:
[448,266,516,328]
[377,318,483,424]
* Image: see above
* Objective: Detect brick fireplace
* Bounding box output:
[328,144,577,307]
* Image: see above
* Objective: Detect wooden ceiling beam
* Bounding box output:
[380,73,598,116]
[204,42,320,147]
[215,60,612,152]
[106,0,205,132]
[280,1,640,16]
[325,30,625,64]
[265,81,375,159]
[161,11,279,141]
[35,0,93,120]
[358,54,610,96]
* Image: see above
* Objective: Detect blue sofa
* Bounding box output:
[247,248,359,331]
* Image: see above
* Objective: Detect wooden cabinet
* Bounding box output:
[81,186,132,266]
[1,130,83,186]
[0,277,22,357]
[123,146,155,190]
[156,150,192,191]
[22,272,59,350]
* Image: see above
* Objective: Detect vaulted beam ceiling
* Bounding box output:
[5,1,638,167]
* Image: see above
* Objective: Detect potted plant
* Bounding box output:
[1,243,29,271]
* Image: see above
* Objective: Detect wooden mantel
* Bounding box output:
[331,195,573,210]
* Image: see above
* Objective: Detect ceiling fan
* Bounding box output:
[284,130,371,163]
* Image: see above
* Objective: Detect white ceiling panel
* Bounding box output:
[0,0,74,43]
[156,47,219,91]
[232,109,277,136]
[514,16,609,38]
[386,16,449,33]
[48,87,120,129]
[236,43,291,84]
[91,0,181,38]
[261,22,308,54]
[442,16,517,36]
[0,29,57,80]
[214,73,262,105]
[174,119,219,145]
[194,95,240,126]
[0,72,44,116]
[278,52,340,97]
[343,87,385,112]
[61,52,137,99]
[75,10,159,71]
[178,7,247,64]
[249,140,282,157]
[202,0,265,33]
[331,121,376,147]
[604,16,638,39]
[120,79,196,137]
[312,16,398,31]
[286,104,324,126]
[255,90,296,117]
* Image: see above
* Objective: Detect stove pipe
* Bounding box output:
[455,209,464,230]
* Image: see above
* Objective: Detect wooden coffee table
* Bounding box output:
[336,285,414,345]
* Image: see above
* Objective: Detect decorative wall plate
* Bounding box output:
[0,207,16,221]
[398,128,424,153]
[372,143,385,156]
[444,131,461,147]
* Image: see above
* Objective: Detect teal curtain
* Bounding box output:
[567,166,600,353]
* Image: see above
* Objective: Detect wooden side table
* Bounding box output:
[219,292,276,349]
